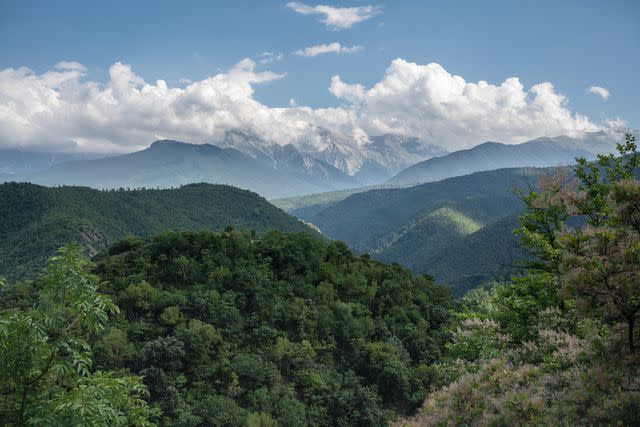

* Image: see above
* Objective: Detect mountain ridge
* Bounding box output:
[388,132,617,185]
[292,166,552,293]
[0,181,312,281]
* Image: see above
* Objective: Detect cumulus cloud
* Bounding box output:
[294,42,363,57]
[0,59,289,152]
[329,59,600,145]
[588,85,610,100]
[0,58,606,153]
[286,2,379,30]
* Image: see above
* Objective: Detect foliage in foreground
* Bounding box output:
[0,232,452,426]
[403,134,640,426]
[1,227,452,426]
[0,246,156,426]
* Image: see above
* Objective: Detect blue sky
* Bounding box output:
[0,0,638,152]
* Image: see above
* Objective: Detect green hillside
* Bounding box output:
[87,230,451,425]
[374,207,483,269]
[271,183,406,212]
[0,182,311,281]
[305,168,544,250]
[421,214,525,294]
[291,168,546,289]
[290,167,553,293]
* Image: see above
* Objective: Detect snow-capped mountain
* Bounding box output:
[218,129,358,189]
[217,128,448,185]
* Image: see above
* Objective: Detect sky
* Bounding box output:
[0,0,638,153]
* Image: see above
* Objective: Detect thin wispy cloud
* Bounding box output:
[588,85,610,100]
[294,42,363,57]
[258,51,284,64]
[286,2,379,30]
[55,61,87,72]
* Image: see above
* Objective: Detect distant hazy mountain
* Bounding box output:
[20,130,447,198]
[19,132,443,197]
[0,182,312,282]
[388,132,617,185]
[0,149,107,179]
[358,134,448,183]
[27,140,351,198]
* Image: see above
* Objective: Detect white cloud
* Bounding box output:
[286,2,379,30]
[178,78,193,84]
[588,85,610,100]
[328,59,601,145]
[294,42,363,57]
[0,59,288,152]
[0,58,607,154]
[289,98,297,106]
[55,61,87,72]
[258,51,284,64]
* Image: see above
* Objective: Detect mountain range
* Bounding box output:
[217,129,448,184]
[3,130,447,198]
[388,132,617,185]
[1,130,623,200]
[0,129,632,292]
[26,140,335,199]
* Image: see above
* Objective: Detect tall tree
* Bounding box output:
[560,134,640,353]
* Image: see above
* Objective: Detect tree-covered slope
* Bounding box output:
[402,136,640,426]
[372,207,483,271]
[294,168,548,293]
[419,214,525,294]
[89,229,453,425]
[304,167,543,250]
[0,182,311,281]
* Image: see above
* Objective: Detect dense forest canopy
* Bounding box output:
[1,229,453,425]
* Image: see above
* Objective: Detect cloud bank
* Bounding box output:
[294,42,363,57]
[588,85,610,100]
[286,2,379,30]
[0,58,609,153]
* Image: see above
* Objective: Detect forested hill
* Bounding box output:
[293,167,548,293]
[0,182,311,281]
[90,229,453,425]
